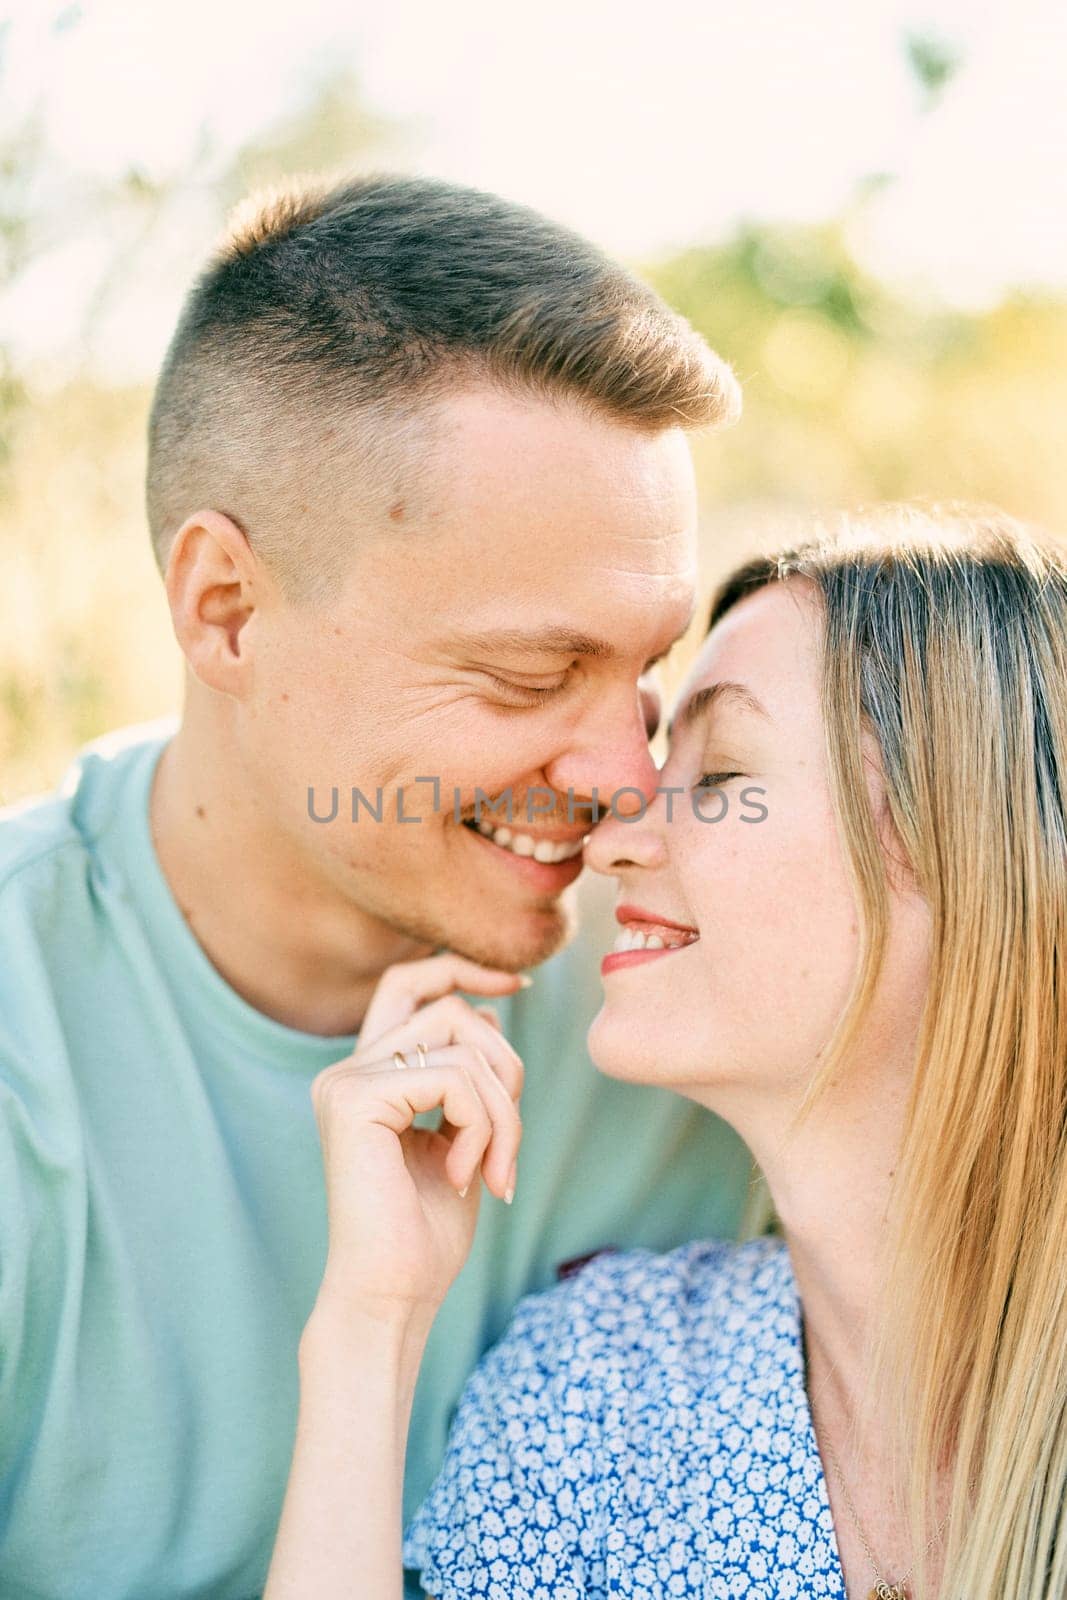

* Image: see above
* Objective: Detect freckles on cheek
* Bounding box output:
[679,803,838,930]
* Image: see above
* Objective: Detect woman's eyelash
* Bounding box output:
[696,771,742,788]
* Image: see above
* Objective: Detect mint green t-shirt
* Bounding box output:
[0,722,755,1600]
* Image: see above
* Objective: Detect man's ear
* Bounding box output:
[164,508,265,697]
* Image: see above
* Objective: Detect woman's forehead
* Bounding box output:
[670,579,822,729]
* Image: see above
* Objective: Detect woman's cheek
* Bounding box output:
[677,786,852,984]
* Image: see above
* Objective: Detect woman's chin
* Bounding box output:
[587,1003,659,1083]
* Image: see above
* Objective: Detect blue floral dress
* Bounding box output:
[402,1236,847,1599]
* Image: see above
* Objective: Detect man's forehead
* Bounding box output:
[413,391,699,536]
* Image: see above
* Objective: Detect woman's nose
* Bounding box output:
[583,794,669,877]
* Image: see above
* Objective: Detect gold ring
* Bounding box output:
[415,1041,429,1071]
[392,1050,411,1071]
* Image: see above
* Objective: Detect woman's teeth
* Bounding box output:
[612,924,699,953]
[468,819,585,864]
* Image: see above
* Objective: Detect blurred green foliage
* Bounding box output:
[648,225,1067,563]
[904,26,965,109]
[2,39,1065,801]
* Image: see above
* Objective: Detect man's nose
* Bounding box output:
[638,671,663,742]
[544,686,661,819]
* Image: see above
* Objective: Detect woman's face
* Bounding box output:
[584,578,931,1110]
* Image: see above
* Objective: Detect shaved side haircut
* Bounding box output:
[147,174,740,602]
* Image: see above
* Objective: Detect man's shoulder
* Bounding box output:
[0,718,174,909]
[0,787,79,897]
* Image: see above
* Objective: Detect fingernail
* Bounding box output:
[517,975,533,989]
[504,1161,517,1205]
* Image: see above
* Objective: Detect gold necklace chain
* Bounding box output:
[821,1430,950,1600]
[806,1348,950,1600]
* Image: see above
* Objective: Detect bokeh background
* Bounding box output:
[3,0,1066,800]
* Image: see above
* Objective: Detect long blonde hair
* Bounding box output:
[708,504,1067,1598]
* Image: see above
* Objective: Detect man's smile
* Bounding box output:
[465,817,586,863]
[460,818,587,889]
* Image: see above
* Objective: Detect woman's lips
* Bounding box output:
[614,902,699,936]
[601,902,700,975]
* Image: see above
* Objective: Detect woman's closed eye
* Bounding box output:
[695,770,744,788]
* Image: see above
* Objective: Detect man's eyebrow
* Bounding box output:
[667,679,772,738]
[452,626,617,659]
[453,605,697,666]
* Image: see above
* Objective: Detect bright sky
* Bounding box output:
[4,0,1067,380]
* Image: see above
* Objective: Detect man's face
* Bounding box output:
[241,388,699,971]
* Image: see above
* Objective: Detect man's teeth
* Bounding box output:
[612,924,698,953]
[471,819,585,864]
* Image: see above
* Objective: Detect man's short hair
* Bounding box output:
[146,173,740,601]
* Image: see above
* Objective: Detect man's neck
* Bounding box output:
[149,706,429,1037]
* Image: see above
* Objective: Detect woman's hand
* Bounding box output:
[308,953,527,1327]
[266,955,527,1600]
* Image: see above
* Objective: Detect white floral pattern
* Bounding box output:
[402,1236,847,1599]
